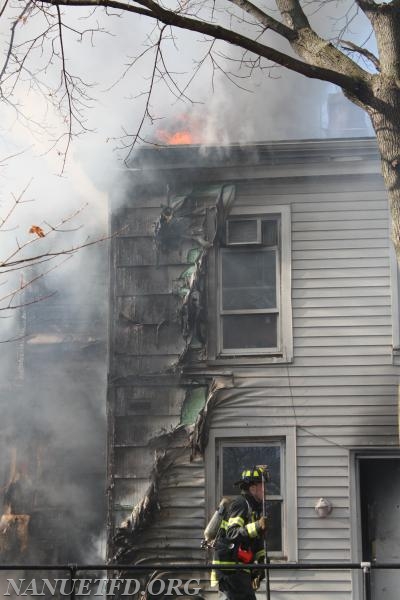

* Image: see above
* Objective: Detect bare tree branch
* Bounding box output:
[55,5,73,172]
[0,1,33,82]
[226,0,297,40]
[0,256,70,309]
[0,176,113,318]
[43,0,370,94]
[0,0,10,19]
[120,24,167,159]
[275,0,310,29]
[0,181,33,233]
[340,39,381,71]
[1,230,111,270]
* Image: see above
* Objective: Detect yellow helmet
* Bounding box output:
[234,465,270,486]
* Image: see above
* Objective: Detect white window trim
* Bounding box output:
[205,426,298,562]
[216,204,292,361]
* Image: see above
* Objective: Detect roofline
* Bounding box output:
[128,137,379,172]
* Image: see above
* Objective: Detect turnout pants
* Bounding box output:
[218,572,256,600]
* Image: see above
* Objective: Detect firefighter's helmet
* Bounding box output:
[234,465,270,487]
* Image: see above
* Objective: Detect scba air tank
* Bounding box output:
[203,497,230,544]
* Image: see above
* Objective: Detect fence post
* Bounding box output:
[361,562,371,600]
[69,565,77,600]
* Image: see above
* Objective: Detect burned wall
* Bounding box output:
[107,172,233,569]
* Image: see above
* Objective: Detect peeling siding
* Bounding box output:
[108,139,399,599]
[108,181,228,573]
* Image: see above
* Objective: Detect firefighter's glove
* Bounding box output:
[256,516,268,533]
[251,570,265,590]
[251,577,261,591]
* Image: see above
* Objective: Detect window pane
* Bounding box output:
[222,314,277,349]
[262,220,278,246]
[227,220,258,244]
[222,250,276,310]
[265,500,282,552]
[221,445,281,496]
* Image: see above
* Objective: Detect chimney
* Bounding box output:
[324,91,371,138]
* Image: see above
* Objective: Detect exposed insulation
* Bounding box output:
[154,184,236,358]
[181,388,208,425]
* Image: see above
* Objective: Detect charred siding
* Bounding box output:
[108,181,212,565]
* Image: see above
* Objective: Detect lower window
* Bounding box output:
[217,440,285,556]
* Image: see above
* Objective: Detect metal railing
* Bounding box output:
[1,562,400,600]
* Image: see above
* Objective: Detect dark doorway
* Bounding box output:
[359,458,400,600]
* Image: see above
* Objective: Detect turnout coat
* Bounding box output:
[211,493,266,585]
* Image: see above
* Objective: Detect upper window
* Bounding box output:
[217,206,292,359]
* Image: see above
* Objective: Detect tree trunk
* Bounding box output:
[367,79,400,261]
[355,3,400,260]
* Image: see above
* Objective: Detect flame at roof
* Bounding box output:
[155,112,205,145]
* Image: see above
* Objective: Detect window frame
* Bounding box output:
[218,439,285,556]
[218,241,281,354]
[210,204,292,362]
[205,426,298,562]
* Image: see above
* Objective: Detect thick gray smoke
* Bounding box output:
[0,241,108,564]
[0,142,109,564]
[133,0,373,144]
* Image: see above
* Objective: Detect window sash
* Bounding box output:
[218,440,284,498]
[220,247,280,314]
[217,439,285,557]
[206,426,298,561]
[218,227,282,355]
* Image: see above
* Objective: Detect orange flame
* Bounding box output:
[157,129,195,145]
[155,113,204,145]
[0,447,32,556]
[168,131,194,145]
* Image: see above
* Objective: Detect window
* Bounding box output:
[216,206,292,359]
[206,427,297,561]
[219,441,284,553]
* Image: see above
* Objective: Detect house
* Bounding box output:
[107,138,400,600]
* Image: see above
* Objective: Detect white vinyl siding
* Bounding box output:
[204,171,397,598]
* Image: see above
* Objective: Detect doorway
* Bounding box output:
[359,457,400,600]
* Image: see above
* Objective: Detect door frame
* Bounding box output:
[350,449,400,600]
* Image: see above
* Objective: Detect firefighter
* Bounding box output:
[211,466,268,600]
